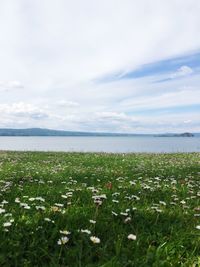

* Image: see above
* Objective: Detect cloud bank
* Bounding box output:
[0,0,200,133]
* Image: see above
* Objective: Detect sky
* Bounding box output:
[0,0,200,133]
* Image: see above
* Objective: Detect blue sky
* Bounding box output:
[0,0,200,133]
[98,51,200,82]
[121,51,200,80]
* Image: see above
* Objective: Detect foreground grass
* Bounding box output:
[0,151,200,267]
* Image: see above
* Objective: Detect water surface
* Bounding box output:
[0,136,200,153]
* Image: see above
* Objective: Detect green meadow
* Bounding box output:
[0,151,200,267]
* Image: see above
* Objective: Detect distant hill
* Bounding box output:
[0,128,148,137]
[0,128,199,137]
[175,132,194,137]
[157,132,195,137]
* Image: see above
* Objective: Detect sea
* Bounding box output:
[0,136,200,153]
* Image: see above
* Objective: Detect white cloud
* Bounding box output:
[1,0,200,84]
[0,0,200,132]
[119,87,200,111]
[95,112,128,121]
[57,100,80,108]
[170,65,193,79]
[0,102,48,119]
[0,80,23,91]
[184,120,191,124]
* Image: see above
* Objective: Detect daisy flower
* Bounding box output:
[57,236,69,245]
[90,236,100,244]
[128,234,137,240]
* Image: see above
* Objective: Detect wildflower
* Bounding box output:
[132,195,140,200]
[124,217,131,223]
[196,225,200,230]
[89,219,96,224]
[24,205,31,209]
[59,230,71,235]
[92,194,107,200]
[57,236,69,245]
[15,198,20,203]
[4,213,12,217]
[0,208,5,214]
[66,192,73,196]
[51,206,59,212]
[61,195,68,199]
[156,208,162,213]
[29,198,35,201]
[35,197,45,202]
[2,200,8,204]
[105,182,112,190]
[128,234,137,240]
[44,218,51,222]
[80,229,91,235]
[54,203,64,207]
[112,192,120,196]
[194,207,200,211]
[159,201,166,206]
[3,222,12,227]
[94,199,102,206]
[90,236,100,244]
[20,203,31,209]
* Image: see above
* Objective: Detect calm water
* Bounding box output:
[0,136,200,153]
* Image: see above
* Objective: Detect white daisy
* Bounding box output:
[90,236,100,244]
[57,236,69,245]
[127,234,137,240]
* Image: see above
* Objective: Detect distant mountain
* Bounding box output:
[0,128,149,137]
[0,128,199,137]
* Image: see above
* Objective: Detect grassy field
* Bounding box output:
[0,151,200,267]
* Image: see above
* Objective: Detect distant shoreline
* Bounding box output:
[0,128,199,137]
